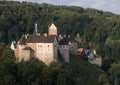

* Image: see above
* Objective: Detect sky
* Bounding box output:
[11,0,120,14]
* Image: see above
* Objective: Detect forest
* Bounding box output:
[0,1,120,85]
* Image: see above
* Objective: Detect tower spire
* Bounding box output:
[35,23,38,34]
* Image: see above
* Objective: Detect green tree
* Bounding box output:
[109,63,120,85]
[98,74,110,85]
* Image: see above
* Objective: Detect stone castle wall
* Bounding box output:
[69,42,78,53]
[27,43,37,58]
[59,45,69,62]
[53,43,58,60]
[15,45,30,62]
[36,43,54,65]
[96,57,102,67]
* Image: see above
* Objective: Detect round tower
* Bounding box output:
[48,23,57,35]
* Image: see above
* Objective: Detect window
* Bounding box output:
[64,46,66,49]
[48,45,49,47]
[63,46,66,48]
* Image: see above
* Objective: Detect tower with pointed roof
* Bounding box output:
[48,23,57,35]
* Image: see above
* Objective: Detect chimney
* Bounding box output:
[44,33,47,37]
[25,34,29,39]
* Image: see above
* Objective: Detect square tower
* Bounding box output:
[48,23,57,35]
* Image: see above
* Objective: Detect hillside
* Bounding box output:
[0,1,119,40]
[0,1,120,85]
[70,54,104,85]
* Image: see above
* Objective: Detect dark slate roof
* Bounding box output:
[26,35,56,43]
[59,37,69,45]
[59,36,78,45]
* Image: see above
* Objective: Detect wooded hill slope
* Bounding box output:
[0,1,120,85]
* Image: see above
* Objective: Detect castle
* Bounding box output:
[11,23,78,65]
